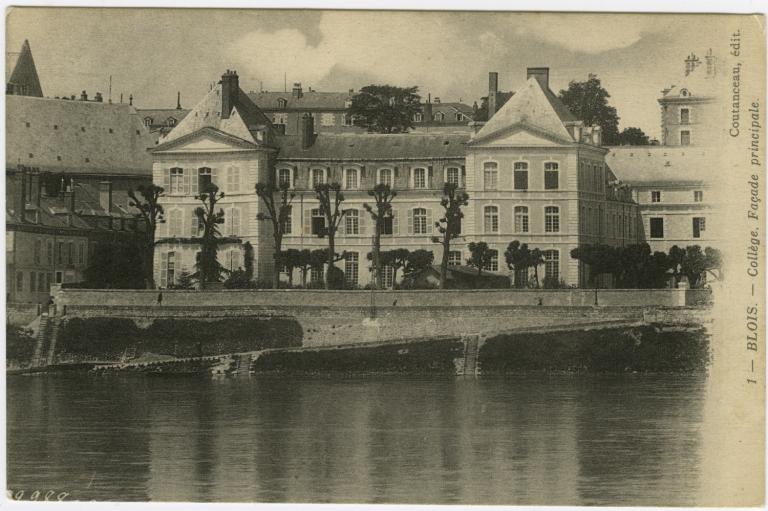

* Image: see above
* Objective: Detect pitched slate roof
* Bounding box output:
[474,76,576,143]
[607,146,713,185]
[160,83,273,146]
[6,39,43,97]
[277,133,470,160]
[248,90,353,111]
[6,95,155,176]
[135,108,190,124]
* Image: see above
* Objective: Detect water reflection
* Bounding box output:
[7,373,706,504]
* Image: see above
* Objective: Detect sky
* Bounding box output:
[6,8,738,138]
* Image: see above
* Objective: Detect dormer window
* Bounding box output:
[144,117,153,127]
[680,89,689,97]
[277,98,287,109]
[167,117,176,126]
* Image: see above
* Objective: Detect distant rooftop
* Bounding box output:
[278,132,470,160]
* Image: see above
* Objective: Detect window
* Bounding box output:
[273,113,288,126]
[198,167,212,191]
[484,205,499,233]
[446,167,460,187]
[544,206,560,233]
[345,209,360,236]
[46,240,53,265]
[321,113,336,127]
[448,250,462,266]
[483,250,499,272]
[543,250,560,281]
[161,251,176,287]
[382,211,395,236]
[167,117,176,127]
[144,117,153,127]
[30,272,36,293]
[282,206,292,235]
[680,130,691,146]
[57,242,64,264]
[345,168,359,190]
[311,208,325,235]
[226,249,242,272]
[38,272,45,292]
[434,112,445,121]
[381,265,395,288]
[413,168,427,189]
[650,217,664,238]
[514,162,529,190]
[343,114,354,126]
[345,252,359,286]
[413,113,423,122]
[278,168,292,188]
[168,209,182,236]
[694,190,703,202]
[34,239,41,264]
[226,207,241,236]
[651,191,661,203]
[412,208,428,235]
[190,211,202,237]
[514,206,529,233]
[226,166,241,193]
[78,243,85,265]
[456,113,464,121]
[169,167,184,194]
[484,162,498,190]
[16,272,23,293]
[544,162,559,190]
[378,168,393,187]
[311,266,324,285]
[693,217,706,238]
[277,98,287,108]
[680,108,690,124]
[312,168,326,187]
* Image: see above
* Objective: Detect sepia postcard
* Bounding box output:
[3,5,766,508]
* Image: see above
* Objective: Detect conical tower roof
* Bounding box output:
[7,39,43,97]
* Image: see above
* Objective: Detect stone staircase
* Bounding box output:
[457,334,481,377]
[45,319,61,366]
[32,315,51,368]
[232,353,252,376]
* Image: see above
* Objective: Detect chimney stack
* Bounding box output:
[220,70,239,119]
[99,181,113,213]
[526,67,550,90]
[29,169,41,211]
[80,90,88,101]
[176,91,182,110]
[422,95,433,122]
[488,72,499,119]
[17,167,27,222]
[129,94,133,106]
[94,92,103,102]
[292,82,303,98]
[299,113,315,149]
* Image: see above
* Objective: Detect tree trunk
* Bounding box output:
[533,266,540,288]
[272,233,282,289]
[144,241,156,289]
[372,223,381,290]
[439,233,450,289]
[326,235,335,290]
[301,268,308,287]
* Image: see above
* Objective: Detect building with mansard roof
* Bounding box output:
[152,67,638,289]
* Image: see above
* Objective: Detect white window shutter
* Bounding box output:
[426,208,433,233]
[183,171,190,195]
[392,210,399,235]
[190,210,197,237]
[304,209,312,236]
[163,168,170,191]
[407,209,414,234]
[428,166,433,188]
[408,167,413,188]
[190,170,198,195]
[212,168,219,188]
[160,252,168,288]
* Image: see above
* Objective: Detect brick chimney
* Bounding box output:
[16,167,27,222]
[488,72,499,119]
[80,90,88,101]
[527,67,550,90]
[94,92,103,102]
[220,70,239,120]
[292,82,303,98]
[299,113,315,149]
[99,181,113,213]
[422,95,433,123]
[28,169,41,210]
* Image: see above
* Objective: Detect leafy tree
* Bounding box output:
[432,183,469,289]
[505,240,543,288]
[558,74,620,145]
[243,241,254,281]
[570,244,619,287]
[174,271,196,290]
[127,184,165,289]
[308,248,329,287]
[680,245,722,288]
[84,241,144,289]
[704,246,724,282]
[348,85,422,133]
[467,242,493,277]
[363,183,397,289]
[314,182,348,289]
[403,249,434,277]
[296,249,312,287]
[280,248,304,287]
[256,181,295,289]
[617,127,650,146]
[194,183,226,289]
[380,248,410,286]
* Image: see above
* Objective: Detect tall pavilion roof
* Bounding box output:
[6,95,155,176]
[474,75,576,143]
[6,39,43,97]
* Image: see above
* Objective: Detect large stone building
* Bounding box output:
[153,68,639,288]
[5,41,156,303]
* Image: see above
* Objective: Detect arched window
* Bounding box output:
[277,168,292,188]
[345,168,359,190]
[143,117,153,127]
[434,112,445,121]
[412,208,428,234]
[545,206,560,233]
[544,162,559,190]
[311,168,326,187]
[378,168,393,187]
[514,162,528,190]
[543,250,560,282]
[484,205,499,233]
[345,209,359,235]
[484,162,498,190]
[412,168,427,189]
[445,167,460,186]
[483,249,499,272]
[514,206,529,233]
[277,98,287,108]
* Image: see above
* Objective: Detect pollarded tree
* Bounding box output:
[127,184,165,289]
[314,182,348,290]
[194,183,226,289]
[558,74,620,146]
[432,183,469,289]
[570,244,619,288]
[467,241,493,277]
[348,85,422,133]
[363,183,397,289]
[256,181,295,289]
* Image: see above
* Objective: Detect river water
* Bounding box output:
[7,373,708,505]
